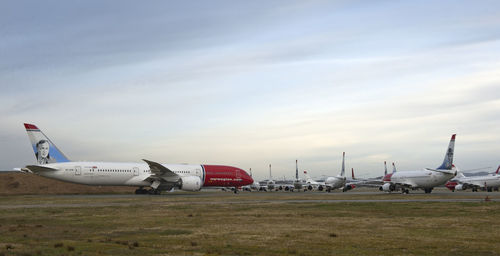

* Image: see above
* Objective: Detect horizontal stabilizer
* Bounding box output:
[24,165,59,173]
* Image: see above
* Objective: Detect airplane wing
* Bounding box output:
[425,168,456,175]
[460,181,485,188]
[348,179,383,187]
[394,180,419,189]
[23,165,59,173]
[142,159,180,183]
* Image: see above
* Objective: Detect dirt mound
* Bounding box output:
[0,173,135,195]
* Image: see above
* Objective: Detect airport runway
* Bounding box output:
[0,191,498,209]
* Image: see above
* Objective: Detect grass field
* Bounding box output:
[1,192,500,256]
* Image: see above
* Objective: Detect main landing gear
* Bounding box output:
[231,187,239,194]
[135,187,161,195]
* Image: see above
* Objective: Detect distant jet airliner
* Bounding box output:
[21,123,253,194]
[380,134,457,194]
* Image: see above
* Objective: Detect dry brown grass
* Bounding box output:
[0,193,499,255]
[0,173,135,195]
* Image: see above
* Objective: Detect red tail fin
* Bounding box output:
[352,168,355,180]
[496,165,500,174]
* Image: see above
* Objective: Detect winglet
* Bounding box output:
[339,152,346,177]
[295,159,299,180]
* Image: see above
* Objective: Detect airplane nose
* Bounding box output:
[242,171,253,185]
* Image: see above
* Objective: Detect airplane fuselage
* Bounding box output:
[325,176,346,190]
[390,170,455,189]
[457,175,500,188]
[33,162,252,188]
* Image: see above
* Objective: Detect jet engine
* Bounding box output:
[380,183,394,192]
[342,184,355,192]
[179,176,202,191]
[454,184,465,191]
[318,185,324,191]
[307,185,314,191]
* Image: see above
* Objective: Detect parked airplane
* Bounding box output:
[446,166,500,192]
[21,123,253,194]
[325,152,350,192]
[303,171,325,191]
[378,162,398,190]
[242,168,264,191]
[291,160,306,191]
[380,134,457,194]
[304,152,352,192]
[266,164,276,191]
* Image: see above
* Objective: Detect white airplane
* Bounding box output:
[242,168,264,191]
[380,134,457,194]
[303,171,325,191]
[325,152,349,192]
[290,160,306,192]
[449,166,500,192]
[21,123,253,194]
[303,152,352,192]
[266,164,276,191]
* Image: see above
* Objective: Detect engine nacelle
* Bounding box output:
[307,185,314,191]
[454,184,465,191]
[179,176,202,191]
[318,185,324,191]
[381,183,393,192]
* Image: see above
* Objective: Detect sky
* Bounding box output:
[1,0,499,180]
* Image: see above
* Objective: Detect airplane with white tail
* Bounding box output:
[20,123,253,194]
[302,152,355,192]
[325,152,351,192]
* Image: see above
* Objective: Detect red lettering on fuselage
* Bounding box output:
[203,165,253,187]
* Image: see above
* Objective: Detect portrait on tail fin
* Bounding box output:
[25,123,70,164]
[35,139,56,164]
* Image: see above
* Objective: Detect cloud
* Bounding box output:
[1,1,499,180]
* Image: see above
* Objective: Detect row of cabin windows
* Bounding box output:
[86,169,193,174]
[97,169,134,173]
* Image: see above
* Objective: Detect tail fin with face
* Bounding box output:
[437,134,456,170]
[392,162,397,173]
[24,123,70,164]
[384,161,388,176]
